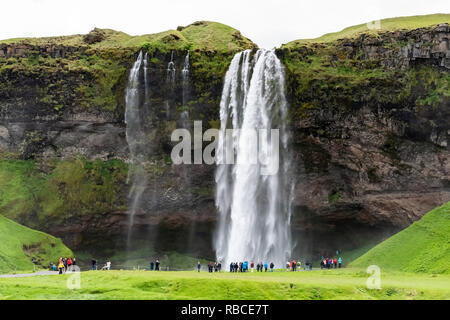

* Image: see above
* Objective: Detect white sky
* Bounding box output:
[1,0,449,48]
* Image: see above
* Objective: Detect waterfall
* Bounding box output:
[167,50,176,84]
[125,51,149,248]
[214,49,293,268]
[182,50,190,107]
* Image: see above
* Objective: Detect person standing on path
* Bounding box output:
[91,259,97,271]
[155,259,160,271]
[197,261,201,272]
[270,262,274,272]
[58,258,65,274]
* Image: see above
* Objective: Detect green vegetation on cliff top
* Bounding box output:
[0,21,255,52]
[0,214,72,273]
[350,202,450,274]
[284,13,450,46]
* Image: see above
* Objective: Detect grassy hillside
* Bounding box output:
[0,269,449,300]
[0,214,73,273]
[0,158,127,225]
[0,21,254,52]
[285,13,450,46]
[350,202,450,274]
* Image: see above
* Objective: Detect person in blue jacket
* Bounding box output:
[264,261,268,272]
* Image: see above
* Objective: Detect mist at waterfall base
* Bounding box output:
[214,49,294,268]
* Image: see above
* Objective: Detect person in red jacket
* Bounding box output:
[334,258,338,269]
[67,258,73,272]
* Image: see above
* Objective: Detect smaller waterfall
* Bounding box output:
[143,52,149,98]
[167,50,176,84]
[125,51,149,248]
[182,50,189,79]
[182,50,190,106]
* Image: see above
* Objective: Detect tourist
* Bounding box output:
[256,263,260,272]
[229,262,233,272]
[197,261,201,272]
[155,259,160,271]
[264,261,268,272]
[286,261,290,271]
[243,261,248,272]
[91,258,97,271]
[334,258,338,269]
[218,262,222,272]
[270,262,274,272]
[292,260,296,271]
[58,258,65,274]
[338,257,342,268]
[106,259,111,270]
[150,261,154,271]
[297,260,301,271]
[73,258,77,269]
[67,257,73,272]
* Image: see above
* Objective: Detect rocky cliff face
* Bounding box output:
[280,23,449,254]
[0,22,448,259]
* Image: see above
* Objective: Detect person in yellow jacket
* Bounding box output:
[58,258,65,274]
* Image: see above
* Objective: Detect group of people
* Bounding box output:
[149,259,161,271]
[91,258,111,271]
[320,257,342,269]
[226,261,275,272]
[51,257,76,274]
[285,260,306,271]
[204,261,222,272]
[234,261,276,272]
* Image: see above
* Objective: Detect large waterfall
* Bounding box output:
[214,49,293,267]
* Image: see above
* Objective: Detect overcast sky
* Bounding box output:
[1,0,449,48]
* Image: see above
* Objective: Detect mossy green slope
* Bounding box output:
[0,158,127,226]
[350,202,450,274]
[0,21,254,52]
[284,13,450,46]
[0,214,72,273]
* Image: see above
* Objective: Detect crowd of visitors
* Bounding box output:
[320,257,342,269]
[50,257,76,274]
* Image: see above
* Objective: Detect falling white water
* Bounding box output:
[182,50,189,78]
[125,51,149,247]
[214,49,293,268]
[181,50,190,107]
[167,50,176,84]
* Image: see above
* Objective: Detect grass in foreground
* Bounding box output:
[350,202,450,274]
[0,269,449,300]
[0,214,72,274]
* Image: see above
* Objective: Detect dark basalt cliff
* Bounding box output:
[0,21,448,259]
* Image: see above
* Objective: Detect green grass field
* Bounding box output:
[0,214,72,273]
[350,202,450,274]
[0,269,449,300]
